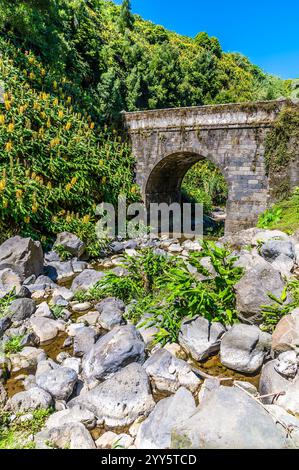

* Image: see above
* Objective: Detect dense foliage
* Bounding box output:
[76,243,243,345]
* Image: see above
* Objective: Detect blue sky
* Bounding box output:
[114,0,299,79]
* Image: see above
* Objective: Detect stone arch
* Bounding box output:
[145,151,229,208]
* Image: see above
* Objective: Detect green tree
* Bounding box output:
[118,0,135,34]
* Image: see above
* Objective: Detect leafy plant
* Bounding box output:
[3,335,24,355]
[258,208,282,229]
[261,280,299,332]
[0,290,16,319]
[51,305,65,319]
[53,244,72,261]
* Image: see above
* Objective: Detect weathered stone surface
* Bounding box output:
[235,262,288,324]
[34,301,54,319]
[54,232,86,258]
[96,297,125,330]
[30,317,61,343]
[0,316,11,338]
[272,308,299,354]
[36,367,78,401]
[260,240,295,262]
[171,386,287,449]
[143,349,200,393]
[9,387,53,412]
[69,363,155,427]
[265,405,299,448]
[9,347,46,372]
[274,351,298,379]
[96,431,134,449]
[179,316,225,362]
[82,325,146,382]
[222,228,289,248]
[0,268,22,299]
[73,327,97,357]
[71,269,105,293]
[259,360,299,416]
[35,422,95,449]
[135,387,196,449]
[220,324,271,373]
[8,298,36,322]
[0,236,43,282]
[46,405,96,430]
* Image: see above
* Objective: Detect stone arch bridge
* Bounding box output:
[123,100,299,234]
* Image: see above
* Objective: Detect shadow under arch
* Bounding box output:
[145,151,229,206]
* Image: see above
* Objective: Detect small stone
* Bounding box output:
[8,298,36,322]
[9,387,53,412]
[36,366,78,401]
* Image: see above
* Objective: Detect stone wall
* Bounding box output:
[123,100,299,234]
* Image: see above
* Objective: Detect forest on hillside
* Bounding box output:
[0,0,294,246]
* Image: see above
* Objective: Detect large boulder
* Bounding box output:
[259,360,299,416]
[9,386,53,412]
[71,269,105,293]
[135,388,196,449]
[36,366,78,401]
[171,386,287,449]
[35,422,95,449]
[69,363,155,427]
[143,349,201,394]
[82,324,146,382]
[54,232,86,259]
[96,297,125,330]
[0,236,43,282]
[220,324,271,374]
[8,298,36,322]
[222,228,288,249]
[30,317,62,343]
[272,308,299,354]
[235,262,288,324]
[73,327,97,357]
[178,316,226,362]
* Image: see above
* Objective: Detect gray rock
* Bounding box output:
[45,260,75,282]
[143,349,201,394]
[30,317,60,343]
[260,240,295,262]
[179,316,226,362]
[69,363,155,427]
[274,351,298,379]
[71,269,105,293]
[0,268,22,299]
[259,360,299,415]
[54,232,86,259]
[20,332,40,348]
[9,347,46,372]
[35,422,95,449]
[8,298,36,322]
[265,405,299,448]
[135,387,196,449]
[220,324,271,373]
[96,431,134,449]
[235,262,288,324]
[34,302,54,319]
[82,324,146,382]
[0,316,11,338]
[9,386,53,412]
[36,367,78,401]
[171,386,287,449]
[0,236,43,282]
[272,308,299,354]
[73,327,97,357]
[46,405,96,430]
[96,297,125,330]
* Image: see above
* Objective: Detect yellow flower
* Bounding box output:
[3,93,9,101]
[58,110,64,119]
[0,115,5,125]
[101,176,107,184]
[31,172,36,179]
[5,141,13,152]
[33,102,41,111]
[41,68,46,76]
[3,199,8,209]
[47,182,52,189]
[99,159,104,166]
[28,57,35,64]
[39,127,45,135]
[29,72,35,80]
[83,215,90,224]
[89,122,95,130]
[41,112,46,120]
[7,123,14,133]
[71,177,77,186]
[67,96,72,105]
[53,81,58,90]
[32,205,38,213]
[0,180,6,191]
[24,216,30,224]
[53,98,59,106]
[65,122,71,131]
[47,118,51,128]
[19,106,25,114]
[16,189,23,200]
[4,101,11,111]
[50,138,60,148]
